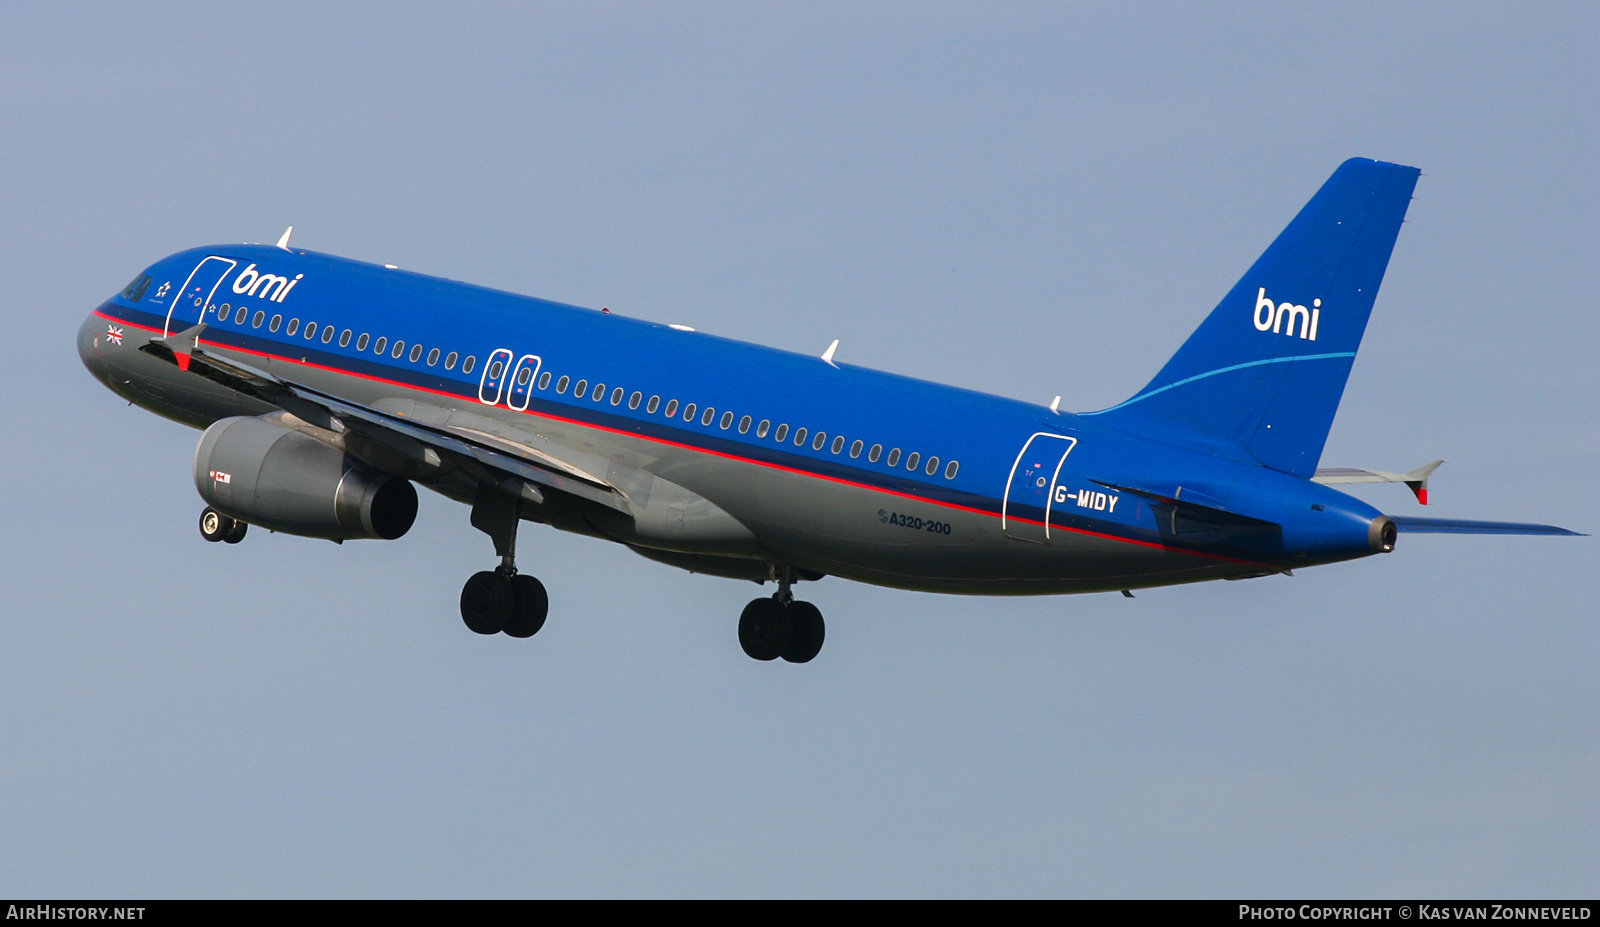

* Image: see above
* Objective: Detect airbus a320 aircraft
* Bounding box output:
[78,158,1580,663]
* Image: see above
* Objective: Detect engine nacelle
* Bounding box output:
[194,416,418,540]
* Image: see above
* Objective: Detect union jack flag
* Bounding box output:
[106,325,124,346]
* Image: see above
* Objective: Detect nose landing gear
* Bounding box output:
[199,506,248,544]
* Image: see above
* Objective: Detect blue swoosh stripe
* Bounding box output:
[1085,352,1357,414]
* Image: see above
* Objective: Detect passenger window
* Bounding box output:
[647,396,660,413]
[340,330,352,348]
[906,452,920,471]
[702,407,715,426]
[286,319,299,336]
[757,420,770,438]
[374,336,387,354]
[629,391,642,410]
[556,376,569,394]
[217,303,231,322]
[392,341,405,359]
[462,356,476,374]
[269,314,283,332]
[813,432,826,450]
[322,326,335,344]
[427,347,439,366]
[887,448,901,467]
[869,444,882,463]
[850,440,863,458]
[794,427,807,446]
[574,379,588,398]
[305,323,318,340]
[611,387,624,406]
[832,436,845,454]
[774,424,788,442]
[357,333,369,350]
[253,310,266,329]
[593,383,607,402]
[944,461,959,479]
[444,351,457,369]
[409,344,421,362]
[738,415,751,434]
[683,403,696,421]
[518,366,532,385]
[926,456,939,476]
[489,360,505,379]
[539,371,551,389]
[664,399,678,417]
[719,411,732,429]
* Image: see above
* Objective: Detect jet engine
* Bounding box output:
[193,415,418,540]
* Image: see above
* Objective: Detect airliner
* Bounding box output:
[77,158,1580,663]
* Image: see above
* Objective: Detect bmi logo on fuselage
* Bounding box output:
[1252,287,1321,341]
[231,264,303,303]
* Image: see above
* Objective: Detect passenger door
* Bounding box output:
[1002,432,1077,544]
[163,256,238,337]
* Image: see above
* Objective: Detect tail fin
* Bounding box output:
[1088,158,1420,478]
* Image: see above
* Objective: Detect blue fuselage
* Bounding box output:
[79,244,1389,594]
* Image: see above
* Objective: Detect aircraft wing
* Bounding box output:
[140,324,631,514]
[1313,460,1442,504]
[1389,516,1584,536]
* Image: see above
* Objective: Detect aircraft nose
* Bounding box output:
[77,312,117,387]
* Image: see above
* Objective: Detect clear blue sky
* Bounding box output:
[2,2,1594,897]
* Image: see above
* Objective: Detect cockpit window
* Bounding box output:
[120,274,153,303]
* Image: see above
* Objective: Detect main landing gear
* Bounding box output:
[739,566,825,663]
[459,486,548,639]
[199,506,248,544]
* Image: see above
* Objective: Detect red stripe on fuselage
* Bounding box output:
[94,308,1268,567]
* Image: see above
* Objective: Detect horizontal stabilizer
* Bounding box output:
[1314,459,1442,504]
[1390,516,1584,536]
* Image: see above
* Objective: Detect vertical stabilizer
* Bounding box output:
[1088,158,1420,478]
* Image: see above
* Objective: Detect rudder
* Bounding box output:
[1088,158,1420,478]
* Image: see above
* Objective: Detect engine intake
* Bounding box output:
[194,416,417,540]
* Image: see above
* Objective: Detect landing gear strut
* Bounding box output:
[199,506,247,544]
[459,486,548,638]
[739,565,825,663]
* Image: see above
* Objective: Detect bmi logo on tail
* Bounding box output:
[1252,287,1321,340]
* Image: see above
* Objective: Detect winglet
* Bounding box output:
[151,322,208,371]
[1312,459,1444,504]
[1401,459,1443,505]
[821,339,840,368]
[276,226,294,251]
